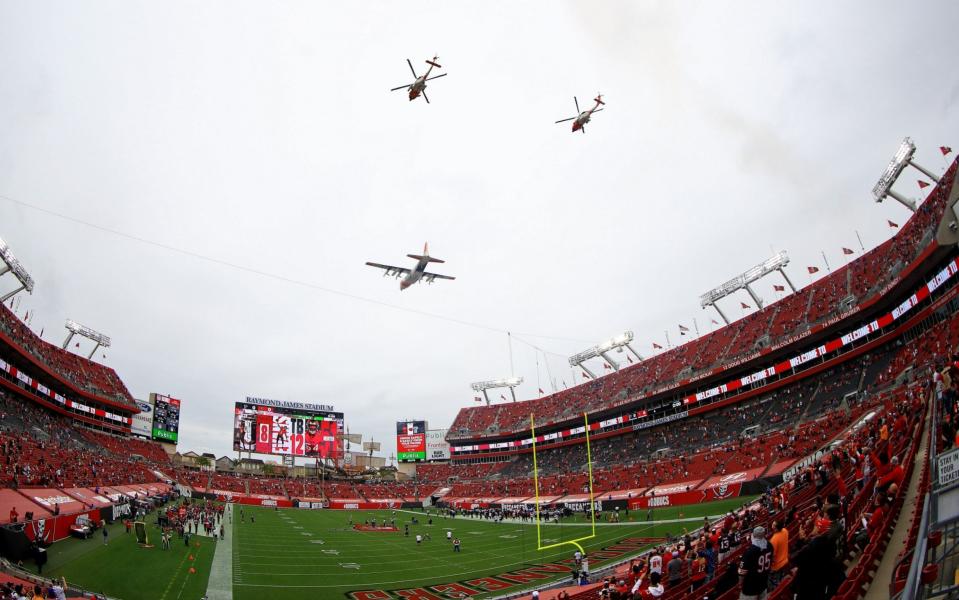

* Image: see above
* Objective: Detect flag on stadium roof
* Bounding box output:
[942,146,953,156]
[918,180,930,189]
[538,388,544,394]
[842,247,854,255]
[582,372,589,379]
[740,302,750,309]
[888,219,899,228]
[774,284,785,292]
[603,363,612,370]
[711,319,719,325]
[678,324,690,334]
[473,396,482,402]
[807,266,819,274]
[653,342,663,349]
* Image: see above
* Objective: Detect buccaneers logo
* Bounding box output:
[30,519,52,544]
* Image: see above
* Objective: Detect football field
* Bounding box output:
[41,508,216,600]
[233,497,754,599]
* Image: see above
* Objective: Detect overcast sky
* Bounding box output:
[0,1,957,461]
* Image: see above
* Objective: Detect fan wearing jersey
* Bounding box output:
[739,526,772,600]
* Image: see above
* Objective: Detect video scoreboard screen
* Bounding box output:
[151,394,181,443]
[234,400,343,459]
[396,420,427,462]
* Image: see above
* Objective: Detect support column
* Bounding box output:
[908,159,940,184]
[745,284,764,309]
[887,190,917,212]
[778,268,797,293]
[625,344,643,362]
[599,351,619,371]
[712,304,730,325]
[0,285,25,303]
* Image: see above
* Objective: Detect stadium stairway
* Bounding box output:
[861,407,931,600]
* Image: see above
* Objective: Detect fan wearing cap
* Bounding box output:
[738,526,772,600]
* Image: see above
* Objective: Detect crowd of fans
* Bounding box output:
[449,162,956,441]
[0,391,158,490]
[0,304,135,408]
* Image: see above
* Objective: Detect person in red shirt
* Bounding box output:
[878,456,905,494]
[9,507,17,523]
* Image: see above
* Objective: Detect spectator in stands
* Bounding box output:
[738,526,771,600]
[877,455,905,494]
[767,519,789,591]
[792,529,844,600]
[666,551,683,587]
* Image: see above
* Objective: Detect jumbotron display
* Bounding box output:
[396,420,427,462]
[151,393,181,443]
[233,398,343,458]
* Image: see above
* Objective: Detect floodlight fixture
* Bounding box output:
[568,331,642,379]
[699,251,796,325]
[62,319,112,359]
[470,376,524,405]
[0,237,35,303]
[872,137,940,213]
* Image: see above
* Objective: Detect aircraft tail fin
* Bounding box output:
[407,242,444,263]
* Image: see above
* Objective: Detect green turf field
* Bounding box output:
[37,508,216,600]
[233,497,755,599]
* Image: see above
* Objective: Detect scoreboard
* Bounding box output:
[396,420,427,462]
[151,394,181,443]
[234,400,343,459]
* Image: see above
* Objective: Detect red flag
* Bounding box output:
[710,319,719,325]
[918,180,930,189]
[75,342,80,348]
[473,396,482,402]
[888,219,899,228]
[942,146,953,156]
[626,355,633,364]
[678,324,690,334]
[603,363,612,370]
[582,372,589,379]
[538,388,545,395]
[23,311,28,321]
[807,266,819,274]
[500,394,506,401]
[740,302,750,309]
[653,342,663,349]
[773,284,785,292]
[842,247,854,255]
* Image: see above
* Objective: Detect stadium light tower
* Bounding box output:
[700,252,795,325]
[470,376,523,406]
[568,331,642,379]
[62,319,112,359]
[872,137,940,213]
[0,237,35,303]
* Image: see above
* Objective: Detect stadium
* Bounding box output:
[1,3,959,600]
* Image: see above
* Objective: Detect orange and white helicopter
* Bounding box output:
[390,56,447,103]
[555,95,605,133]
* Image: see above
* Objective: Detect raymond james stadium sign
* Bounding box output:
[245,397,335,412]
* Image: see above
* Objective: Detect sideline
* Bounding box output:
[205,504,233,600]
